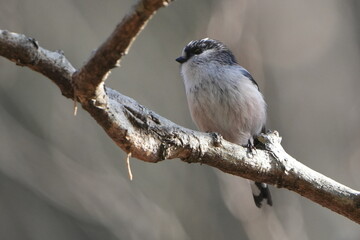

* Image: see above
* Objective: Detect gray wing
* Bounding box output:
[239,67,259,90]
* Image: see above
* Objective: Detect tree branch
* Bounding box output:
[0,30,75,98]
[73,0,173,108]
[1,0,360,224]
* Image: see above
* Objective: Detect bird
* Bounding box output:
[175,38,272,208]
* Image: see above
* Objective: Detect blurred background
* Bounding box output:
[1,0,360,239]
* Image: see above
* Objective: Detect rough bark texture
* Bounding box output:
[0,0,359,224]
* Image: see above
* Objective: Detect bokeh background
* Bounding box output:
[1,0,360,239]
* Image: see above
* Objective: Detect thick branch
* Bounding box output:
[1,0,360,224]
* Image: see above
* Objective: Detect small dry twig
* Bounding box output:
[126,152,133,181]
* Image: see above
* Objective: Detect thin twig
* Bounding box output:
[126,152,133,181]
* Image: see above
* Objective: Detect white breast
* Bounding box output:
[181,62,266,146]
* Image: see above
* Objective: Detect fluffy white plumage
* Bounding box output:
[176,38,272,208]
[181,60,266,146]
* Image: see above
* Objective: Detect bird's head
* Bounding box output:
[176,38,237,66]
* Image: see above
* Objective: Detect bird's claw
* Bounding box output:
[246,139,257,156]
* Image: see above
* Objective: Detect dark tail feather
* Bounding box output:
[252,182,272,208]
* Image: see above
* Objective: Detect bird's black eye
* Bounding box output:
[193,48,202,55]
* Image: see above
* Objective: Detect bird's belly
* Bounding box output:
[187,85,265,145]
[189,96,247,144]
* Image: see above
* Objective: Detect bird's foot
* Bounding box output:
[246,139,257,156]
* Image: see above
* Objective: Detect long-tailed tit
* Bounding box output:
[176,38,272,208]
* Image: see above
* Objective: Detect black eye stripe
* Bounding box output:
[193,48,203,55]
[182,39,238,65]
[184,39,221,57]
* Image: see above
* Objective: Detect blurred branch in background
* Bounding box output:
[0,0,360,228]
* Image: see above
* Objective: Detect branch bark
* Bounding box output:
[1,0,360,224]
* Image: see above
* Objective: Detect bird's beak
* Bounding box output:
[176,56,187,64]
